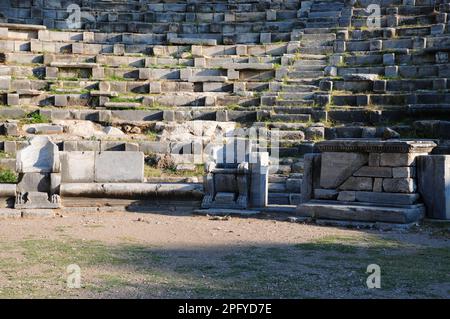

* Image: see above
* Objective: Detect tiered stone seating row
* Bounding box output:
[319,0,450,132]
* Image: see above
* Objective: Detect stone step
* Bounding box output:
[268,183,287,193]
[104,102,141,109]
[278,92,315,100]
[308,11,342,18]
[302,27,340,34]
[300,33,336,41]
[269,164,292,175]
[268,193,291,205]
[291,65,325,71]
[271,107,315,114]
[280,84,319,92]
[269,175,288,183]
[275,99,315,107]
[297,201,425,224]
[287,70,325,78]
[298,46,333,55]
[285,78,319,85]
[291,60,327,67]
[269,113,312,122]
[305,22,340,29]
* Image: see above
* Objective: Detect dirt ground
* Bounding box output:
[0,210,449,299]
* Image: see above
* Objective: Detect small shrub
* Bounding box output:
[0,168,18,183]
[26,111,49,124]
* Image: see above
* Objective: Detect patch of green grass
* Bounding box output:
[144,164,204,178]
[0,167,18,183]
[23,111,49,124]
[109,96,141,103]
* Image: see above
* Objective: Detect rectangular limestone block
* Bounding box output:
[417,155,450,220]
[320,152,368,189]
[383,178,416,193]
[392,166,415,178]
[301,153,321,203]
[338,177,373,191]
[337,191,356,202]
[373,178,383,192]
[314,189,338,200]
[60,151,95,183]
[353,166,392,178]
[94,152,144,183]
[17,173,50,193]
[380,153,418,167]
[355,191,419,205]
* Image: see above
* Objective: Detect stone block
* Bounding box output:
[356,95,369,106]
[383,178,416,193]
[383,28,396,38]
[50,173,61,195]
[417,155,450,220]
[54,94,67,107]
[373,178,383,192]
[305,126,325,140]
[266,10,277,21]
[433,79,447,91]
[113,44,125,55]
[334,41,346,53]
[338,177,373,191]
[373,80,387,92]
[227,69,239,80]
[301,153,321,203]
[431,24,445,35]
[314,189,338,200]
[385,66,398,78]
[45,66,58,79]
[386,15,398,27]
[60,151,95,183]
[370,40,382,51]
[413,37,426,50]
[324,66,337,77]
[260,33,271,44]
[319,80,333,91]
[320,152,368,189]
[392,167,415,178]
[379,153,421,167]
[286,178,301,192]
[436,52,448,64]
[383,53,395,66]
[94,152,144,183]
[355,191,419,205]
[0,76,11,90]
[354,166,392,178]
[337,191,356,202]
[236,45,247,56]
[369,153,381,166]
[149,82,162,94]
[336,30,348,41]
[7,94,19,106]
[17,173,50,193]
[16,136,60,173]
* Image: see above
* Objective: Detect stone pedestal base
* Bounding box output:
[297,200,425,224]
[15,191,61,209]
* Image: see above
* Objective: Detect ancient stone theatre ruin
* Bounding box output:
[0,0,449,225]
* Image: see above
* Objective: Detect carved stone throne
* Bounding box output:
[15,136,61,209]
[202,144,269,210]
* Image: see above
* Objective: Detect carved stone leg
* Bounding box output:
[236,174,249,208]
[201,172,215,208]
